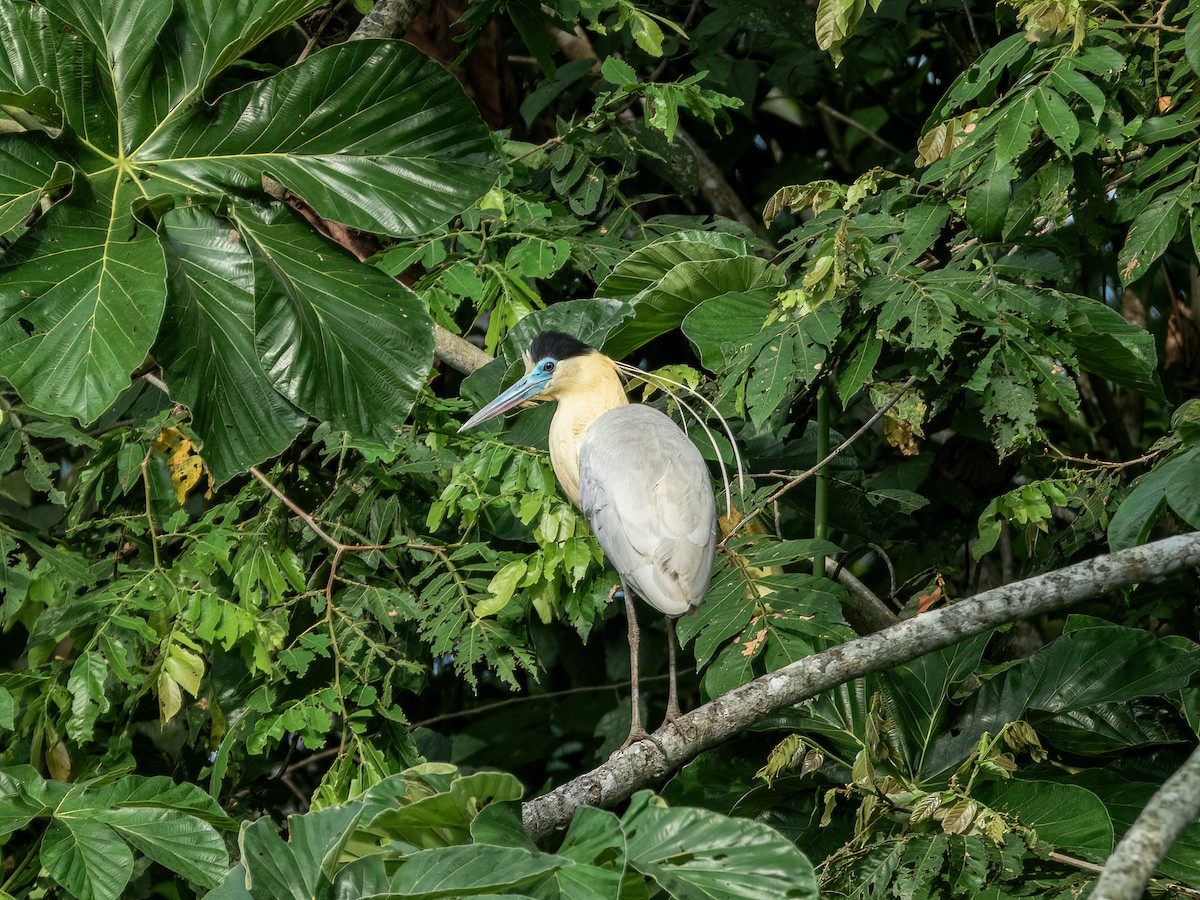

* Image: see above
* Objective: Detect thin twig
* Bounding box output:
[1048,851,1105,874]
[139,447,161,570]
[816,100,906,158]
[721,375,919,548]
[296,0,352,64]
[1045,445,1164,470]
[249,467,343,549]
[409,671,681,729]
[142,371,169,394]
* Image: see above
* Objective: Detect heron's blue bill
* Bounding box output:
[458,368,551,431]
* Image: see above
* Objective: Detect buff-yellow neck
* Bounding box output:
[544,351,628,506]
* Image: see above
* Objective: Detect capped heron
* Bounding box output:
[460,331,717,747]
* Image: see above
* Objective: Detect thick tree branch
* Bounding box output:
[521,532,1200,839]
[1090,741,1200,900]
[826,557,897,633]
[436,325,493,375]
[349,0,429,39]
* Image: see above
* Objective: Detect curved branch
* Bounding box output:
[521,532,1200,839]
[826,557,897,633]
[1090,741,1200,900]
[721,375,919,547]
[349,0,429,40]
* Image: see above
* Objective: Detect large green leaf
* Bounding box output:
[0,174,167,421]
[0,766,50,835]
[156,205,307,483]
[92,807,227,887]
[1108,446,1200,550]
[1058,291,1163,400]
[367,770,524,849]
[234,201,434,446]
[602,249,784,360]
[620,791,818,899]
[41,817,134,900]
[40,0,174,150]
[544,806,625,900]
[384,844,561,897]
[0,134,71,239]
[976,780,1113,863]
[682,290,776,373]
[0,0,497,477]
[881,633,991,779]
[229,803,365,900]
[1037,698,1189,753]
[931,626,1200,775]
[144,40,497,236]
[0,2,76,134]
[597,230,754,298]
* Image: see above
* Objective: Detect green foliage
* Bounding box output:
[0,767,231,899]
[669,623,1200,896]
[0,0,497,480]
[3,0,1200,897]
[206,764,817,899]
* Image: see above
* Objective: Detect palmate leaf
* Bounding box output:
[157,205,307,484]
[0,0,497,479]
[233,202,433,447]
[41,817,134,900]
[14,769,233,900]
[0,172,168,419]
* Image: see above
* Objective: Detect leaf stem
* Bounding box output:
[813,382,831,577]
[140,447,161,570]
[722,375,918,548]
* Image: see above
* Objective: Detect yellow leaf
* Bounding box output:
[165,643,205,698]
[154,427,214,504]
[158,668,183,725]
[46,738,72,781]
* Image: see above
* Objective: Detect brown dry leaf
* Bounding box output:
[917,585,943,614]
[872,385,926,456]
[884,417,920,456]
[46,739,72,781]
[741,627,768,657]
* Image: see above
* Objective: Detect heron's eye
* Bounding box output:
[542,360,555,373]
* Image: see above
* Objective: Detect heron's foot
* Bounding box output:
[659,701,683,731]
[618,726,652,752]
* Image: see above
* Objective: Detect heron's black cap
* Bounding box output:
[530,331,592,361]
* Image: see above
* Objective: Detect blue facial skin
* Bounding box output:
[459,357,557,431]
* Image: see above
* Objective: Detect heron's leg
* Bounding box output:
[663,616,682,725]
[619,585,651,749]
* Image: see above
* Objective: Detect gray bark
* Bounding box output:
[349,0,428,40]
[1090,741,1200,900]
[435,325,492,376]
[521,532,1200,839]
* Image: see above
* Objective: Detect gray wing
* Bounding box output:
[578,405,717,616]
